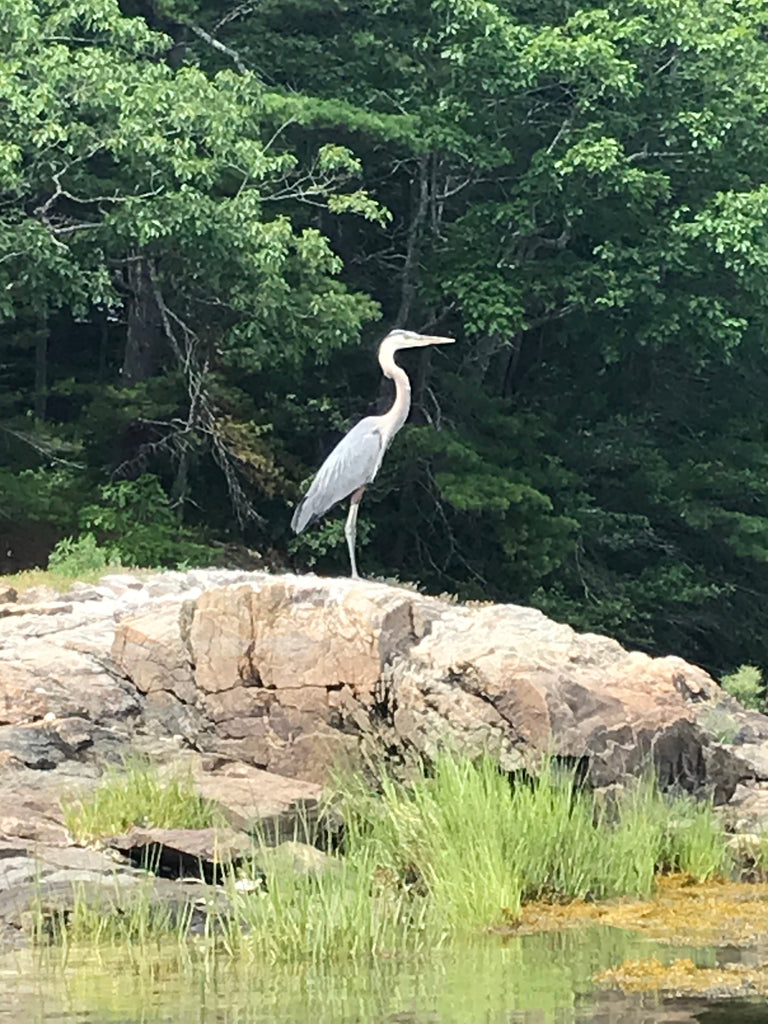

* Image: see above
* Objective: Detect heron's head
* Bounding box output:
[382,328,455,351]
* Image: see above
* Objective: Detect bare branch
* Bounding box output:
[146,269,263,527]
[212,3,258,32]
[626,146,687,163]
[34,146,103,218]
[50,222,103,236]
[263,118,297,153]
[34,152,163,239]
[655,48,679,76]
[524,303,578,332]
[188,23,249,74]
[436,174,476,201]
[546,117,572,155]
[531,226,571,250]
[0,426,84,469]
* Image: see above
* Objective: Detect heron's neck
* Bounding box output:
[378,341,412,441]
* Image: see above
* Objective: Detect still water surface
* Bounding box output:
[0,928,764,1024]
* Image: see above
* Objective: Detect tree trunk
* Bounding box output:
[34,320,47,420]
[97,308,109,381]
[376,156,432,413]
[501,333,524,398]
[396,153,430,328]
[170,448,190,507]
[122,257,164,386]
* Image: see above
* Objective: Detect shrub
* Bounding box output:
[48,533,121,575]
[79,475,212,568]
[720,664,764,711]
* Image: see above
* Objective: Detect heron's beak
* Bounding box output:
[419,334,455,346]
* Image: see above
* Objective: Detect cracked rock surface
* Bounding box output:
[2,568,765,798]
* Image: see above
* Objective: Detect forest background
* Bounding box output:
[3,0,768,678]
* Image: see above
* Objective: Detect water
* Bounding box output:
[2,927,762,1024]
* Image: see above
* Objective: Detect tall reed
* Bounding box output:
[53,754,733,961]
[332,755,731,924]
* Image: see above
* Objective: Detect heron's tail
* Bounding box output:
[290,496,313,534]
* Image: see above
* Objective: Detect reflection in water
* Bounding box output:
[0,927,752,1024]
[694,1003,768,1024]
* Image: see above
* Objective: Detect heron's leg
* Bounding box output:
[345,486,365,580]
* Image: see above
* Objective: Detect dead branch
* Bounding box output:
[0,426,84,468]
[188,23,249,74]
[212,3,259,33]
[146,269,263,527]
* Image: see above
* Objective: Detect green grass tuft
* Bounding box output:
[62,758,225,843]
[32,878,197,948]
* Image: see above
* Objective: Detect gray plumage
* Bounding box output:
[291,328,455,578]
[290,417,385,534]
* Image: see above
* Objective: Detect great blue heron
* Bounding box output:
[291,328,455,578]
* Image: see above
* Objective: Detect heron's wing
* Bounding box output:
[291,417,385,534]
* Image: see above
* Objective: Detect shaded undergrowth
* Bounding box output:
[49,755,735,962]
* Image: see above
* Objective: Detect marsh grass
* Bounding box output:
[211,757,732,962]
[219,849,434,963]
[62,758,225,843]
[53,755,733,962]
[30,876,210,952]
[337,757,732,926]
